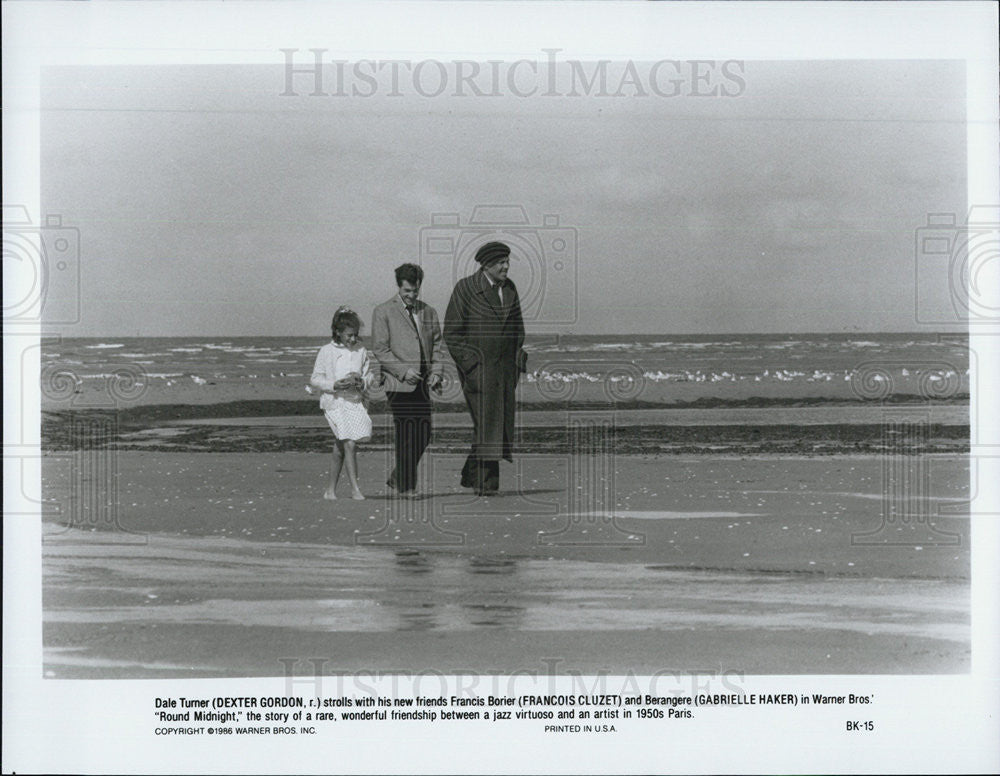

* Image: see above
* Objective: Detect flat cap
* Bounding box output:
[474,241,511,266]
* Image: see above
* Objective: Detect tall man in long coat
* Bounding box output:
[444,241,527,496]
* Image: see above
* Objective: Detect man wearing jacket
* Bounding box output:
[371,263,444,497]
[443,241,527,496]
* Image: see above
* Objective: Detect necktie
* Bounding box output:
[406,305,428,375]
[493,281,505,311]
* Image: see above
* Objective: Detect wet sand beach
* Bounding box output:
[42,448,970,678]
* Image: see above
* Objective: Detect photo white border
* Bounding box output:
[4,1,998,773]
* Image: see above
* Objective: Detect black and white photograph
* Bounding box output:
[4,1,999,773]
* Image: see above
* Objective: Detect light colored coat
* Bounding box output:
[371,295,444,393]
[310,341,375,405]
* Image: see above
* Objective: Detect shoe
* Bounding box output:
[386,470,398,490]
[460,470,474,489]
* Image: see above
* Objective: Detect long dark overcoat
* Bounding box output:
[443,270,526,462]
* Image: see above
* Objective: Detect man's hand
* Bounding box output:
[428,373,443,394]
[402,368,421,385]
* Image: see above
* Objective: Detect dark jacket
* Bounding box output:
[443,270,526,461]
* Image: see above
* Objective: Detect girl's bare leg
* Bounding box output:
[343,440,365,499]
[324,440,344,500]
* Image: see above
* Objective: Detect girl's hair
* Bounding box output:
[331,305,362,344]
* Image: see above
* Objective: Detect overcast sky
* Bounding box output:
[42,59,966,336]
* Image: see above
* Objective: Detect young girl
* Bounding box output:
[310,306,375,500]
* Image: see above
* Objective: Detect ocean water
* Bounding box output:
[39,333,971,407]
